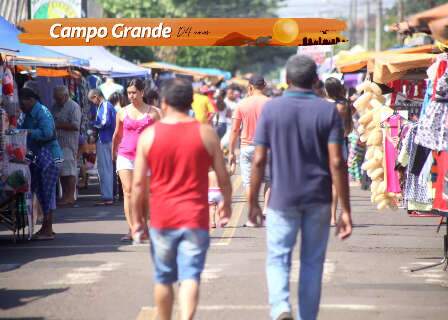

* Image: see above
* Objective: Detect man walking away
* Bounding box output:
[88,89,116,206]
[131,78,232,320]
[191,83,215,124]
[249,55,353,320]
[51,85,82,206]
[229,74,270,227]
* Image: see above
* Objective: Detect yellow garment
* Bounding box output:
[192,93,214,124]
[408,201,432,212]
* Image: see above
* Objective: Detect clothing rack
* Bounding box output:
[411,210,448,272]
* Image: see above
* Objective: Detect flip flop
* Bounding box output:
[120,234,133,242]
[94,201,114,206]
[32,233,55,241]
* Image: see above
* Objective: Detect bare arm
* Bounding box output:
[149,106,161,121]
[248,145,267,225]
[131,127,154,235]
[228,117,241,164]
[201,125,232,224]
[111,109,124,160]
[328,143,352,239]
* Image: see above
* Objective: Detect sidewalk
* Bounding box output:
[1,183,447,320]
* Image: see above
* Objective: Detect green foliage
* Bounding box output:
[175,47,237,71]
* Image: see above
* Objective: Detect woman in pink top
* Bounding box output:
[112,79,160,241]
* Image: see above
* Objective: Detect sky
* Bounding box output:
[277,0,398,19]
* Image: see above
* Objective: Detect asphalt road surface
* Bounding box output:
[1,176,447,320]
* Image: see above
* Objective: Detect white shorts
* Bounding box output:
[116,155,151,176]
[116,155,135,172]
[208,188,223,204]
[60,147,77,177]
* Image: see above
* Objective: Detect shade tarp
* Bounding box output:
[367,53,436,84]
[140,62,225,82]
[140,61,206,77]
[184,67,231,80]
[336,44,436,73]
[47,46,149,78]
[0,16,87,66]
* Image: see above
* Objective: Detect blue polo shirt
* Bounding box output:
[254,89,343,210]
[92,100,116,144]
[18,102,62,160]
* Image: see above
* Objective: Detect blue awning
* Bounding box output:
[184,67,232,80]
[47,46,149,78]
[0,16,88,67]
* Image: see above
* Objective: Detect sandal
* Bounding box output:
[94,201,114,206]
[120,234,133,242]
[32,233,55,241]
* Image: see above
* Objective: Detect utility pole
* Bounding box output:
[348,0,353,45]
[353,0,358,45]
[375,0,382,51]
[364,1,370,50]
[397,0,404,45]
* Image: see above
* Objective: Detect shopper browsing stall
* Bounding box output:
[18,88,62,240]
[51,85,82,207]
[88,89,116,206]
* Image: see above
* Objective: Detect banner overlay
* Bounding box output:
[18,18,347,47]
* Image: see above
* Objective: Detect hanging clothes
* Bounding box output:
[433,151,448,212]
[415,54,448,151]
[347,131,365,182]
[399,124,433,207]
[383,114,402,193]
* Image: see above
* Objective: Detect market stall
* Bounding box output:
[140,61,224,85]
[351,45,447,271]
[0,16,89,241]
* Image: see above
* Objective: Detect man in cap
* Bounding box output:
[229,74,271,227]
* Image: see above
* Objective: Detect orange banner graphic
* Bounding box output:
[18,18,347,47]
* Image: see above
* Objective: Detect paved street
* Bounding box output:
[1,176,447,320]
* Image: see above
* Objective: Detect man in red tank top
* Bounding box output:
[131,78,232,320]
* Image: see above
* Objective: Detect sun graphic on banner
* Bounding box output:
[273,19,299,44]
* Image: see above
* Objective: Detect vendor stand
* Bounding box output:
[350,44,448,272]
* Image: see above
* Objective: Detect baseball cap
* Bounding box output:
[249,74,266,87]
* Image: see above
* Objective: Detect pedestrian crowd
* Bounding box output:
[22,54,360,320]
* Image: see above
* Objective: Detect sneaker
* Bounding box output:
[276,312,293,320]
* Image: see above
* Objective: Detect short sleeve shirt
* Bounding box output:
[255,89,343,210]
[233,95,270,146]
[51,99,81,153]
[192,93,214,124]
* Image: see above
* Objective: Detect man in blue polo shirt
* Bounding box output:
[88,89,116,205]
[249,55,352,320]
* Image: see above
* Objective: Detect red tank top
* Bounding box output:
[147,121,212,230]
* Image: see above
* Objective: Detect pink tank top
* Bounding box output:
[118,111,154,160]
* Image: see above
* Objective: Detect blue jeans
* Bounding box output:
[266,204,331,320]
[215,122,227,139]
[96,142,113,201]
[150,228,210,284]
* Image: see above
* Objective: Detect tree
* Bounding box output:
[175,47,238,71]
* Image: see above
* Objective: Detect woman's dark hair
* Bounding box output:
[216,89,227,111]
[128,78,145,91]
[19,87,40,101]
[161,78,193,112]
[144,88,159,106]
[108,91,125,107]
[324,77,346,101]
